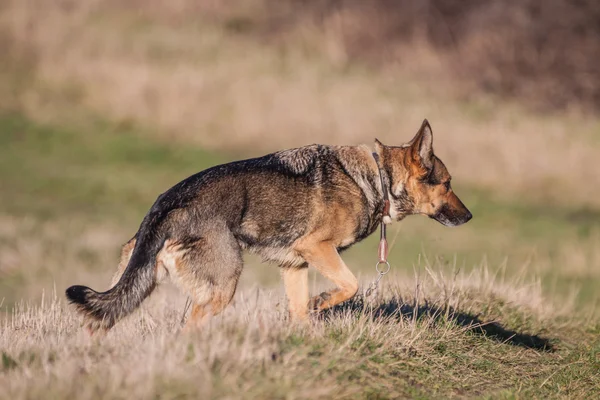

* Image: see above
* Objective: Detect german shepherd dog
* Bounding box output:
[66,120,472,332]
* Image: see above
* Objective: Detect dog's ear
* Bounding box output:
[409,119,434,170]
[374,138,385,154]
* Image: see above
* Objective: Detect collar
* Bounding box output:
[372,152,391,224]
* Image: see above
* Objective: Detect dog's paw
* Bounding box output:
[308,291,332,312]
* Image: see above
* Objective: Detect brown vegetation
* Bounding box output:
[1,0,599,207]
[202,0,600,111]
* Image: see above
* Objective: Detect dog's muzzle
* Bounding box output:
[431,204,472,227]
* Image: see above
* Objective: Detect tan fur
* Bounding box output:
[184,293,234,331]
[296,241,359,313]
[156,240,213,310]
[281,265,310,321]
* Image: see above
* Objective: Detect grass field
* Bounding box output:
[1,113,599,398]
[1,1,600,398]
[2,272,599,399]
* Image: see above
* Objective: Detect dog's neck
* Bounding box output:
[371,152,392,225]
[370,145,413,223]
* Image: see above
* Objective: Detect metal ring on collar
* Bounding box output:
[375,260,391,275]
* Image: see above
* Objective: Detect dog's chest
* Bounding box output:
[337,234,358,250]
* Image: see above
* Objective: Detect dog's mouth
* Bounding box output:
[431,204,472,227]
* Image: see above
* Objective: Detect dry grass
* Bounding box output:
[2,265,598,399]
[0,215,125,304]
[1,0,599,206]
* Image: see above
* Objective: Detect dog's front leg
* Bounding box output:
[281,264,309,322]
[298,242,359,313]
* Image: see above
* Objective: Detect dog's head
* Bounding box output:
[375,119,472,227]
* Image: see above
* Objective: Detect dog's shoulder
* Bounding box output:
[331,144,378,176]
[271,144,328,175]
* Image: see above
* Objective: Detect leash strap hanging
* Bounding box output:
[365,153,392,297]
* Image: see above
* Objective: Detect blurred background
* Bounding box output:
[1,0,599,311]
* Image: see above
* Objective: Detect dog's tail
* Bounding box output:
[65,212,166,331]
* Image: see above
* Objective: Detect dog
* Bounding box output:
[66,119,472,332]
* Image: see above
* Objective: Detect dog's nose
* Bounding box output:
[464,210,473,222]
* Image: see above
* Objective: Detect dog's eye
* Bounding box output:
[443,181,451,191]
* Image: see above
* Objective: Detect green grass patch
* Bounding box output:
[0,113,223,223]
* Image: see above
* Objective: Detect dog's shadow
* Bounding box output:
[326,295,555,352]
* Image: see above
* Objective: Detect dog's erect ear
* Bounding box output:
[409,119,434,170]
[374,138,385,154]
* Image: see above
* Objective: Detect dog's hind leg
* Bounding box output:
[110,236,137,287]
[281,264,309,322]
[298,242,359,313]
[185,284,238,330]
[157,228,243,331]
